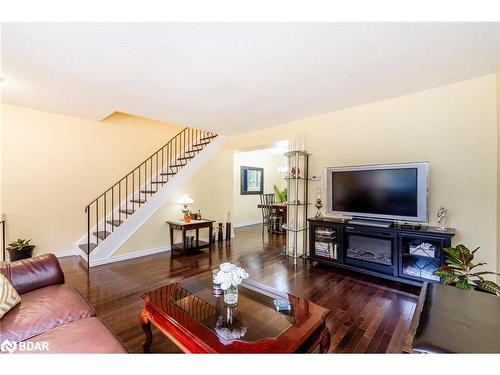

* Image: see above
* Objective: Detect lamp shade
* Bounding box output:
[177,194,194,205]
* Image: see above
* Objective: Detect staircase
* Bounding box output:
[78,127,218,267]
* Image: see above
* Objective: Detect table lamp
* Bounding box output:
[178,194,194,223]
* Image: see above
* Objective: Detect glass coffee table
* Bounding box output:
[140,271,331,353]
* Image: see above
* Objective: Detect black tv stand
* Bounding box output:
[308,217,455,286]
[347,218,393,228]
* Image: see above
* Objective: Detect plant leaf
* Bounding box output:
[445,258,466,269]
[469,263,487,270]
[455,244,474,265]
[474,280,500,296]
[443,246,460,260]
[471,271,500,276]
[455,279,471,289]
[441,274,457,285]
[433,269,456,277]
[471,247,480,255]
[455,244,471,254]
[458,251,469,265]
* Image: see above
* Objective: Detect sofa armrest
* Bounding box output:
[0,253,65,294]
[403,282,428,353]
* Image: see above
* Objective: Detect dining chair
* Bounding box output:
[260,193,282,234]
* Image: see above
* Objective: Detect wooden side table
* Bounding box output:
[167,219,215,253]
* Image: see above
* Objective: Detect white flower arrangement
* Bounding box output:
[215,326,248,344]
[213,262,249,291]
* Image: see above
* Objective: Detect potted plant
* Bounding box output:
[7,239,35,261]
[433,244,500,296]
[273,185,287,203]
[183,210,191,224]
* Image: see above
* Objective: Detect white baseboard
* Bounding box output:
[54,249,78,258]
[90,245,171,267]
[233,220,262,228]
[87,232,236,267]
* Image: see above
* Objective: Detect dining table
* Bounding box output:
[257,203,287,228]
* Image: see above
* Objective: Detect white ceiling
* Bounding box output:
[1,23,499,135]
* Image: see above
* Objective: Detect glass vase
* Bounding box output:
[224,285,238,306]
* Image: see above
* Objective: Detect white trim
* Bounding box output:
[54,249,78,258]
[90,246,171,267]
[87,232,236,266]
[78,249,88,262]
[87,136,227,266]
[74,147,194,247]
[233,220,262,228]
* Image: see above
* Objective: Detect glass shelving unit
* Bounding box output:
[284,150,310,262]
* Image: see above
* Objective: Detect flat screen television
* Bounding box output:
[325,163,429,222]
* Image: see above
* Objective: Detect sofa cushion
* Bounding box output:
[0,284,95,342]
[17,317,128,354]
[0,274,21,318]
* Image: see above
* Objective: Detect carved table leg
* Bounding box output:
[140,310,153,353]
[319,326,331,353]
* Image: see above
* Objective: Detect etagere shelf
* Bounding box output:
[284,150,310,261]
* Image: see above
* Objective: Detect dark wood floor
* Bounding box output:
[60,224,419,353]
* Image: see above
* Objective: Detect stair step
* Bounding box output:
[178,156,194,160]
[141,190,157,194]
[130,198,146,204]
[192,142,210,147]
[107,220,124,227]
[151,181,167,184]
[119,208,135,215]
[160,172,176,176]
[93,231,111,240]
[79,243,97,254]
[170,163,186,168]
[200,135,217,141]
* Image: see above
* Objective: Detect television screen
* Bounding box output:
[326,163,428,222]
[332,168,417,217]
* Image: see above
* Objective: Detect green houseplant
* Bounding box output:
[7,239,35,261]
[273,185,287,203]
[432,244,500,296]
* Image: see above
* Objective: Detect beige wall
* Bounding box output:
[497,69,500,278]
[228,74,499,271]
[1,105,183,255]
[233,149,287,226]
[114,146,233,255]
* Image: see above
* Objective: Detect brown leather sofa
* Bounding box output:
[0,254,128,354]
[405,282,500,353]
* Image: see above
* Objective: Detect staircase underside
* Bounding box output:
[77,132,225,265]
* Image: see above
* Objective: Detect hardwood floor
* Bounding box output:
[60,224,419,353]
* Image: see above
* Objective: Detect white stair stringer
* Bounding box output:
[84,135,227,266]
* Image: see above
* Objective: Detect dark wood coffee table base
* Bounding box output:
[140,306,330,353]
[140,273,331,354]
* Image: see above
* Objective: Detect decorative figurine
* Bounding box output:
[217,223,224,242]
[315,187,323,220]
[225,212,232,242]
[436,206,447,231]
